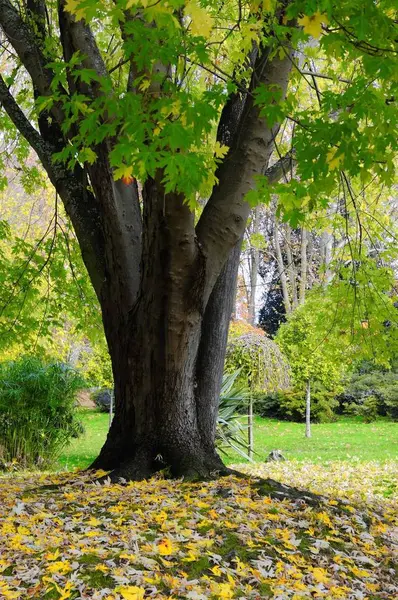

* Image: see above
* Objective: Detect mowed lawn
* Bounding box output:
[58,410,398,470]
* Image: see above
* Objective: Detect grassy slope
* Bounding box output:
[58,410,398,471]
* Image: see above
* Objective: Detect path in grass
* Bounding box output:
[58,411,398,471]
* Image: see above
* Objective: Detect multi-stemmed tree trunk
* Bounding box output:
[0,0,293,479]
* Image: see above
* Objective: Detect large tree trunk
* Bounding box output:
[91,176,228,480]
[195,241,242,454]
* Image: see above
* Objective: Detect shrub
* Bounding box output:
[345,394,380,423]
[255,382,338,423]
[92,388,113,412]
[252,391,280,419]
[216,370,250,460]
[77,339,113,388]
[339,367,398,421]
[225,321,291,396]
[279,384,338,423]
[0,357,84,469]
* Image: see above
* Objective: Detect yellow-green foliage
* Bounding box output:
[0,357,84,469]
[225,321,290,393]
[75,339,113,389]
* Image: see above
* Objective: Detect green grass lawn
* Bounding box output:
[58,410,398,471]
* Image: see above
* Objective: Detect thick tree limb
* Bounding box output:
[0,0,66,124]
[0,0,142,317]
[0,75,47,161]
[58,0,109,87]
[196,145,297,446]
[196,46,293,300]
[264,149,295,182]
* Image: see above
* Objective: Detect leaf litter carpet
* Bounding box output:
[0,461,397,599]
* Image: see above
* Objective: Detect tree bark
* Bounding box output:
[285,224,298,308]
[274,219,292,314]
[92,176,228,479]
[248,206,261,325]
[299,227,308,304]
[321,228,334,284]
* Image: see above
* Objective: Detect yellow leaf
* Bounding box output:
[117,586,146,600]
[210,582,234,599]
[326,149,344,170]
[44,549,60,561]
[64,0,87,21]
[182,550,198,562]
[57,583,74,600]
[119,552,137,561]
[0,582,20,599]
[298,12,328,38]
[46,560,72,575]
[93,469,109,478]
[114,164,133,181]
[139,79,151,92]
[350,566,371,578]
[157,538,178,555]
[214,142,229,159]
[312,567,330,584]
[185,1,214,38]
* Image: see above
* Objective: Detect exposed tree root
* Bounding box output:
[96,451,230,484]
[87,450,325,508]
[224,467,325,506]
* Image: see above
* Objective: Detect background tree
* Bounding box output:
[275,255,398,426]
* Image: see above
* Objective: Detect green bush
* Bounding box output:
[339,367,398,421]
[252,392,280,418]
[255,382,338,423]
[216,370,250,460]
[345,394,380,423]
[0,357,84,469]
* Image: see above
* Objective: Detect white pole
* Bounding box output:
[248,394,254,459]
[109,389,114,429]
[305,379,311,438]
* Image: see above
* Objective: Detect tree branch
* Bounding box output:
[0,0,66,124]
[264,150,295,183]
[1,0,142,315]
[58,0,109,90]
[0,74,106,298]
[0,75,47,160]
[196,43,294,300]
